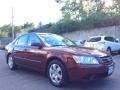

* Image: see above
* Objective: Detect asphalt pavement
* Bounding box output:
[0,50,120,90]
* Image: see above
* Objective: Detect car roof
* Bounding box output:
[19,32,54,36]
[35,33,53,35]
[89,36,115,39]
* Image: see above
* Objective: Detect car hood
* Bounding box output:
[45,46,108,57]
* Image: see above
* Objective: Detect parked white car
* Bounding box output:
[84,36,120,54]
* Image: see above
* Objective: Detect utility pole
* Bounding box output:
[12,7,15,40]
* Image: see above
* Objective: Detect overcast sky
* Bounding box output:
[0,0,62,26]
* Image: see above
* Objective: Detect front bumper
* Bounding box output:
[68,63,114,82]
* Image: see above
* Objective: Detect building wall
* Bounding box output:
[62,25,120,40]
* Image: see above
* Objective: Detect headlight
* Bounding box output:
[73,56,99,64]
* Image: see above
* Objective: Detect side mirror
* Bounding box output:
[31,43,43,49]
[115,39,119,43]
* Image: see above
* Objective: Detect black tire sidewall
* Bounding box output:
[8,54,16,70]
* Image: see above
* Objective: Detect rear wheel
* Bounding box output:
[47,60,68,87]
[8,54,17,70]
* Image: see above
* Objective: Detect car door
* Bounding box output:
[104,37,117,51]
[24,34,47,71]
[113,38,120,51]
[13,34,29,66]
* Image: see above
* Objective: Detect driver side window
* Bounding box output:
[28,34,41,46]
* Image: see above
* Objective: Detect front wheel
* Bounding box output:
[47,60,68,87]
[8,54,17,70]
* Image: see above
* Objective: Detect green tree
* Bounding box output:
[55,0,106,21]
[22,22,35,31]
[56,0,87,20]
[0,22,35,37]
[16,22,35,34]
[112,0,120,14]
[0,24,12,37]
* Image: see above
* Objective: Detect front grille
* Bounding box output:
[101,56,113,66]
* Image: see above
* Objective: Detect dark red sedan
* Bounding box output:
[5,33,114,87]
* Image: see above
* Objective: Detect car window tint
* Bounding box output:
[28,34,40,46]
[88,37,101,42]
[105,37,115,42]
[17,35,28,45]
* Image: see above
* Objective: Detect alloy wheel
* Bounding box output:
[8,56,14,69]
[49,64,63,85]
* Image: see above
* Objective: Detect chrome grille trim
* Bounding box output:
[101,56,113,66]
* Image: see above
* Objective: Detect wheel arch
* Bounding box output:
[45,56,69,80]
[107,47,111,51]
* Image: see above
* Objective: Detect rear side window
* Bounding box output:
[88,37,101,42]
[104,37,115,42]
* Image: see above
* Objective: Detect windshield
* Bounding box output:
[39,34,75,47]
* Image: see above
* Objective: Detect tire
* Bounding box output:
[8,54,17,70]
[107,48,112,55]
[47,60,68,87]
